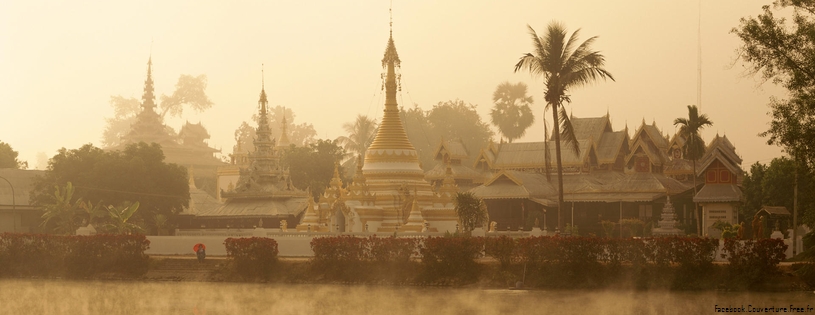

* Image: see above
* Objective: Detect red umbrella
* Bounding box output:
[193,243,206,252]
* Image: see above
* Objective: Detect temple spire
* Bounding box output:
[278,107,291,147]
[141,56,156,111]
[366,17,414,153]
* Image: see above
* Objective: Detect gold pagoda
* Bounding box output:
[298,26,458,233]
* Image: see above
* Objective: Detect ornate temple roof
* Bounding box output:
[216,76,308,218]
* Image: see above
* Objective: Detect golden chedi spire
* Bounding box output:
[362,26,423,178]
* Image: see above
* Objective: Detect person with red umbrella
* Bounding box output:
[194,243,206,263]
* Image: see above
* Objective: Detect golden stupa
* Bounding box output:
[298,25,458,233]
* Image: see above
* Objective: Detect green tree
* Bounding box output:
[0,141,27,169]
[39,182,83,234]
[674,105,713,235]
[761,157,814,227]
[400,100,494,169]
[102,75,212,148]
[454,191,488,232]
[742,162,768,220]
[336,115,378,160]
[101,202,145,234]
[281,139,346,199]
[734,0,815,167]
[490,82,535,143]
[514,22,615,231]
[31,143,190,226]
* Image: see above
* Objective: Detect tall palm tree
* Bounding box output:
[336,115,378,161]
[673,105,712,235]
[490,81,535,143]
[515,22,614,232]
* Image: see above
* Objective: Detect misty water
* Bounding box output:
[1,280,813,315]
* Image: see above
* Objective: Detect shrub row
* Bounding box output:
[309,236,419,282]
[489,236,720,268]
[310,236,418,263]
[0,233,150,278]
[224,237,279,280]
[723,238,787,287]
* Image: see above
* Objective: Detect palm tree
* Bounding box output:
[490,81,535,143]
[336,115,378,161]
[515,22,614,232]
[673,105,713,235]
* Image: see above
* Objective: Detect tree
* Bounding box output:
[454,191,487,232]
[31,143,190,226]
[102,75,212,148]
[734,0,815,167]
[490,82,535,143]
[400,100,494,169]
[232,106,318,156]
[0,141,27,169]
[674,105,713,235]
[281,139,346,200]
[101,201,145,235]
[39,182,83,234]
[514,22,615,231]
[336,115,378,160]
[742,162,768,220]
[742,157,815,237]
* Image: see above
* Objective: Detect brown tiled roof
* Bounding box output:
[425,162,485,181]
[758,206,791,216]
[693,184,743,203]
[197,196,309,218]
[433,138,470,160]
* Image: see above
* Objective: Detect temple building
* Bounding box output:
[424,137,485,191]
[176,79,309,229]
[297,26,458,233]
[0,169,45,233]
[216,109,294,201]
[116,57,226,195]
[469,115,742,236]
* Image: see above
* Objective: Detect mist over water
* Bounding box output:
[1,280,813,315]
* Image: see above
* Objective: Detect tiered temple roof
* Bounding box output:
[198,79,309,220]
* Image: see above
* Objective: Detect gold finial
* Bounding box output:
[262,63,265,90]
[389,0,393,37]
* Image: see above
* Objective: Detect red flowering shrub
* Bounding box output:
[485,236,516,269]
[0,233,149,278]
[311,236,367,263]
[224,237,279,280]
[309,236,419,282]
[367,236,418,263]
[419,236,484,284]
[723,238,787,286]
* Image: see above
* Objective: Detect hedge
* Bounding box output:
[0,233,150,278]
[224,237,279,280]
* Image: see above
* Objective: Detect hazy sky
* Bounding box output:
[0,0,789,170]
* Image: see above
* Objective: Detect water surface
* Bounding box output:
[1,280,812,315]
